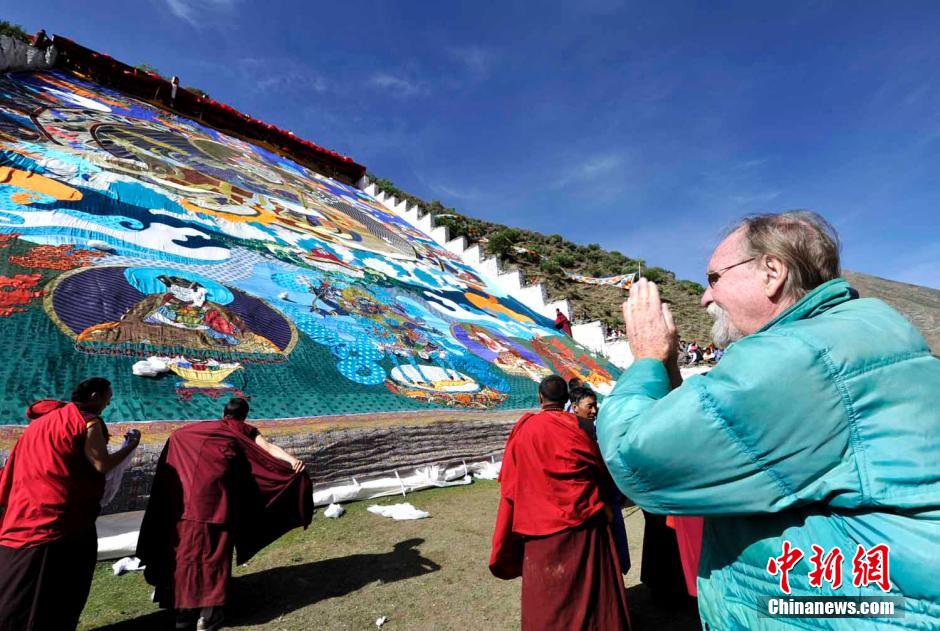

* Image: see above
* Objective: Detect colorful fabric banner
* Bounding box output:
[0,71,620,424]
[563,271,636,289]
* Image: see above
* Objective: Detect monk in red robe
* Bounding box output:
[490,375,631,630]
[554,308,573,336]
[0,377,141,631]
[668,515,704,597]
[137,397,312,631]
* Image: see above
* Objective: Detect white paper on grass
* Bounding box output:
[112,556,145,576]
[324,503,345,518]
[367,503,430,520]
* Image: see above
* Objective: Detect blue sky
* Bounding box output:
[7,1,939,287]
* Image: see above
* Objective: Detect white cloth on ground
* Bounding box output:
[112,556,145,576]
[324,503,345,518]
[367,503,429,520]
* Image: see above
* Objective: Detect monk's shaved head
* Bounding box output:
[71,377,113,415]
[71,377,111,404]
[223,397,250,421]
[538,375,569,406]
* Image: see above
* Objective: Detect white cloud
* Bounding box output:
[449,46,495,79]
[552,152,626,189]
[162,0,238,26]
[367,73,426,98]
[412,171,490,204]
[237,58,329,94]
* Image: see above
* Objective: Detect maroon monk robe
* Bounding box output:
[137,419,312,610]
[490,408,631,630]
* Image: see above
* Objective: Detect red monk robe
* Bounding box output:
[490,408,631,630]
[137,418,312,611]
[554,310,573,336]
[0,401,105,630]
[666,515,705,597]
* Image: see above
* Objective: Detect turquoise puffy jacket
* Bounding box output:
[596,279,940,630]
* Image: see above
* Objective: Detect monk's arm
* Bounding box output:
[596,334,853,516]
[84,422,139,474]
[255,434,305,473]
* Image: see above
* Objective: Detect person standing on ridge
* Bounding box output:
[554,308,572,336]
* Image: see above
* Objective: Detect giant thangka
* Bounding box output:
[0,70,618,431]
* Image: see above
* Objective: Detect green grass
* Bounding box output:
[80,482,520,630]
[80,481,701,630]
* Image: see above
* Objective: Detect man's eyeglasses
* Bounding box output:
[706,257,755,288]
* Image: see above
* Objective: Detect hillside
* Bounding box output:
[370,177,714,342]
[844,271,940,352]
[370,179,940,352]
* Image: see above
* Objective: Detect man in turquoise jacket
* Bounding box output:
[597,211,940,630]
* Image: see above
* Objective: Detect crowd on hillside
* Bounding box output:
[678,340,724,365]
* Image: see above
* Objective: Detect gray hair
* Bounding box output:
[733,210,841,300]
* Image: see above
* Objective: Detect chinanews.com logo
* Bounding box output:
[759,541,904,619]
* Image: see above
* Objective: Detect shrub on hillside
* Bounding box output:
[485,230,517,258]
[642,266,672,283]
[678,279,705,294]
[521,246,542,265]
[539,258,562,276]
[0,21,30,43]
[553,252,575,268]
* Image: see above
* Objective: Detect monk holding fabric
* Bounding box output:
[0,377,140,631]
[490,375,631,630]
[137,397,312,631]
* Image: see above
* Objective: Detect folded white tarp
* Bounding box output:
[312,459,499,506]
[96,511,144,561]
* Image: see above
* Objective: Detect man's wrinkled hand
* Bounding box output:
[623,278,678,362]
[291,459,306,474]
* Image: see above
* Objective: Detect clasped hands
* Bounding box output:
[622,279,680,380]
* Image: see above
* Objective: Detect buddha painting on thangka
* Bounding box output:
[0,70,620,422]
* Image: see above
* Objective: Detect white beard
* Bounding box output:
[708,303,745,348]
